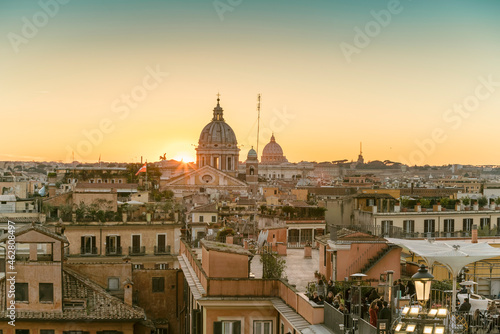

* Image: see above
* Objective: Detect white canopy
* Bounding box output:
[386,238,500,311]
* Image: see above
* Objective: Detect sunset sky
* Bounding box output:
[1,0,500,165]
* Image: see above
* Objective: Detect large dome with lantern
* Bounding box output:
[261,134,288,164]
[195,97,240,176]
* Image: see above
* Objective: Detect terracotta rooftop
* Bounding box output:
[75,183,138,190]
[0,268,145,321]
[0,223,68,244]
[201,239,253,257]
[316,229,386,244]
[190,203,218,213]
[237,198,256,206]
[353,193,395,199]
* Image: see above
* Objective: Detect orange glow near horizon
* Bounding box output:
[173,153,195,163]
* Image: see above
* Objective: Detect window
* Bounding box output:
[480,218,491,230]
[227,157,232,170]
[41,331,55,334]
[152,277,165,292]
[131,235,141,254]
[157,234,166,253]
[15,283,29,302]
[443,219,455,233]
[403,220,415,233]
[16,331,30,334]
[108,277,120,291]
[199,215,204,222]
[424,219,435,233]
[39,283,53,302]
[463,218,473,232]
[63,332,90,334]
[155,263,168,270]
[106,235,121,255]
[381,220,393,235]
[254,321,273,334]
[154,330,168,334]
[213,321,241,334]
[80,235,97,255]
[212,215,217,223]
[133,264,144,269]
[97,332,124,334]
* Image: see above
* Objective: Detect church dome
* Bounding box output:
[261,134,288,164]
[247,147,258,160]
[198,98,238,147]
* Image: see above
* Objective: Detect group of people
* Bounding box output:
[309,280,392,329]
[310,279,345,309]
[394,278,416,298]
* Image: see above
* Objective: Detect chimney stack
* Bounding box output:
[472,224,478,243]
[123,279,134,306]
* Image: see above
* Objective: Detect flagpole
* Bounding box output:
[145,160,148,191]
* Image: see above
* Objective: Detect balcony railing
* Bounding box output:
[154,245,171,255]
[37,254,53,261]
[129,246,146,256]
[80,247,98,256]
[15,254,30,261]
[105,246,123,256]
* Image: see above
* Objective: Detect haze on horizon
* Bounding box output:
[1,0,500,166]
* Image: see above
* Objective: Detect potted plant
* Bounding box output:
[478,196,488,209]
[495,197,500,210]
[463,196,471,211]
[420,198,431,212]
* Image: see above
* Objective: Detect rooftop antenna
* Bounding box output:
[256,94,261,156]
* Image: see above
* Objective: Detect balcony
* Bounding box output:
[129,246,146,256]
[37,254,53,261]
[80,247,98,256]
[105,246,123,256]
[154,245,171,255]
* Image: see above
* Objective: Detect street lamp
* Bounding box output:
[412,264,434,306]
[350,273,367,318]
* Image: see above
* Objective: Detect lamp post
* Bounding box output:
[412,264,434,308]
[395,265,446,334]
[351,273,367,319]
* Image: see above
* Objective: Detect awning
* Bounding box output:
[386,238,500,311]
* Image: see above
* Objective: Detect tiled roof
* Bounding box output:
[0,216,41,223]
[0,223,68,243]
[190,203,218,213]
[0,268,145,321]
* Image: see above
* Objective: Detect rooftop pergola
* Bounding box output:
[387,238,500,311]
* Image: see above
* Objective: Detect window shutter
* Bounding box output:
[213,321,222,334]
[117,235,121,247]
[92,236,96,253]
[105,236,110,252]
[232,321,241,334]
[81,236,84,248]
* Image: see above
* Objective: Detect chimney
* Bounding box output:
[455,201,461,211]
[472,224,478,243]
[473,201,479,211]
[123,279,134,306]
[433,203,441,212]
[372,205,378,214]
[415,204,421,212]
